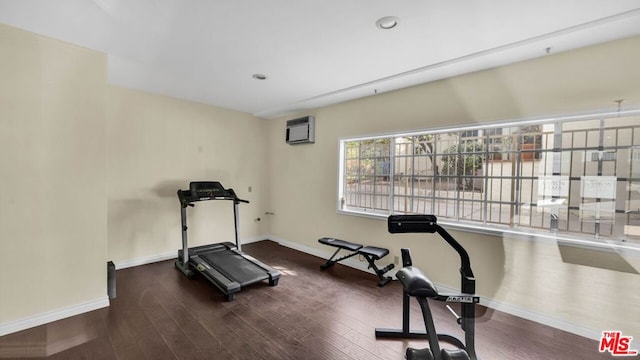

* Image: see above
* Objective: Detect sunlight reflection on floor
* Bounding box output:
[273,265,297,276]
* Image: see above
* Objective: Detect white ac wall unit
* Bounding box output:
[286,116,315,145]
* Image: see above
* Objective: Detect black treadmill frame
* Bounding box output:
[174,181,280,301]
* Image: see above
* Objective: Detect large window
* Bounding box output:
[338,110,640,247]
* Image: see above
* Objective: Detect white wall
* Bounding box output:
[0,24,108,329]
[266,36,640,340]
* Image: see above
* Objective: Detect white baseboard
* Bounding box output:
[3,236,623,349]
[0,297,109,337]
[114,251,176,270]
[268,235,622,347]
[0,236,271,337]
[480,298,602,341]
[241,235,267,245]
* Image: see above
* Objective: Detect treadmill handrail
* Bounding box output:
[177,181,249,277]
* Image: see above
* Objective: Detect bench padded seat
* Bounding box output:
[359,246,389,260]
[318,237,363,252]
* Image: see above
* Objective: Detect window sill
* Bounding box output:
[337,208,640,255]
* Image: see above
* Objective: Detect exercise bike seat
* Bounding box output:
[396,266,439,298]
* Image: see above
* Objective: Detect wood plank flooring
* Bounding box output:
[0,240,619,359]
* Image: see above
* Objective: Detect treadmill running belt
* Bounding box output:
[200,249,269,286]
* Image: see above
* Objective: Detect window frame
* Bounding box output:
[337,108,640,252]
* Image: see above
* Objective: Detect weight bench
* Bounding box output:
[318,237,395,287]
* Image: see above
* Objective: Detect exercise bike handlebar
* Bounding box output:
[388,215,475,294]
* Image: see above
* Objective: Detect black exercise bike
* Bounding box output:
[376,215,480,360]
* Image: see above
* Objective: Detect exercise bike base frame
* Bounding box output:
[374,292,467,350]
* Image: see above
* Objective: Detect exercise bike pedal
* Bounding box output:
[446,305,463,325]
[441,348,471,360]
[406,347,434,360]
[406,347,471,360]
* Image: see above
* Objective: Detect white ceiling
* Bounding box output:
[1,1,640,119]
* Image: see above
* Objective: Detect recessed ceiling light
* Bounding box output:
[376,16,399,30]
[252,73,267,80]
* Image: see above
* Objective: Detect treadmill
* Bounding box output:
[175,181,280,301]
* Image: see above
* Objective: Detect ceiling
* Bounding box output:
[1,1,640,119]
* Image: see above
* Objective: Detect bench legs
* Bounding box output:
[320,248,361,270]
[319,241,395,287]
[362,255,394,287]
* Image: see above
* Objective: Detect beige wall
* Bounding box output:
[106,85,269,264]
[0,24,269,333]
[0,24,107,325]
[267,36,640,338]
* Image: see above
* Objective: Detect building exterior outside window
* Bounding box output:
[338,110,640,247]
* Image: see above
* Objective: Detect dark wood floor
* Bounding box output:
[0,240,619,359]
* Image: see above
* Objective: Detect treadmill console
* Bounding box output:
[177,181,246,207]
[190,181,232,198]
